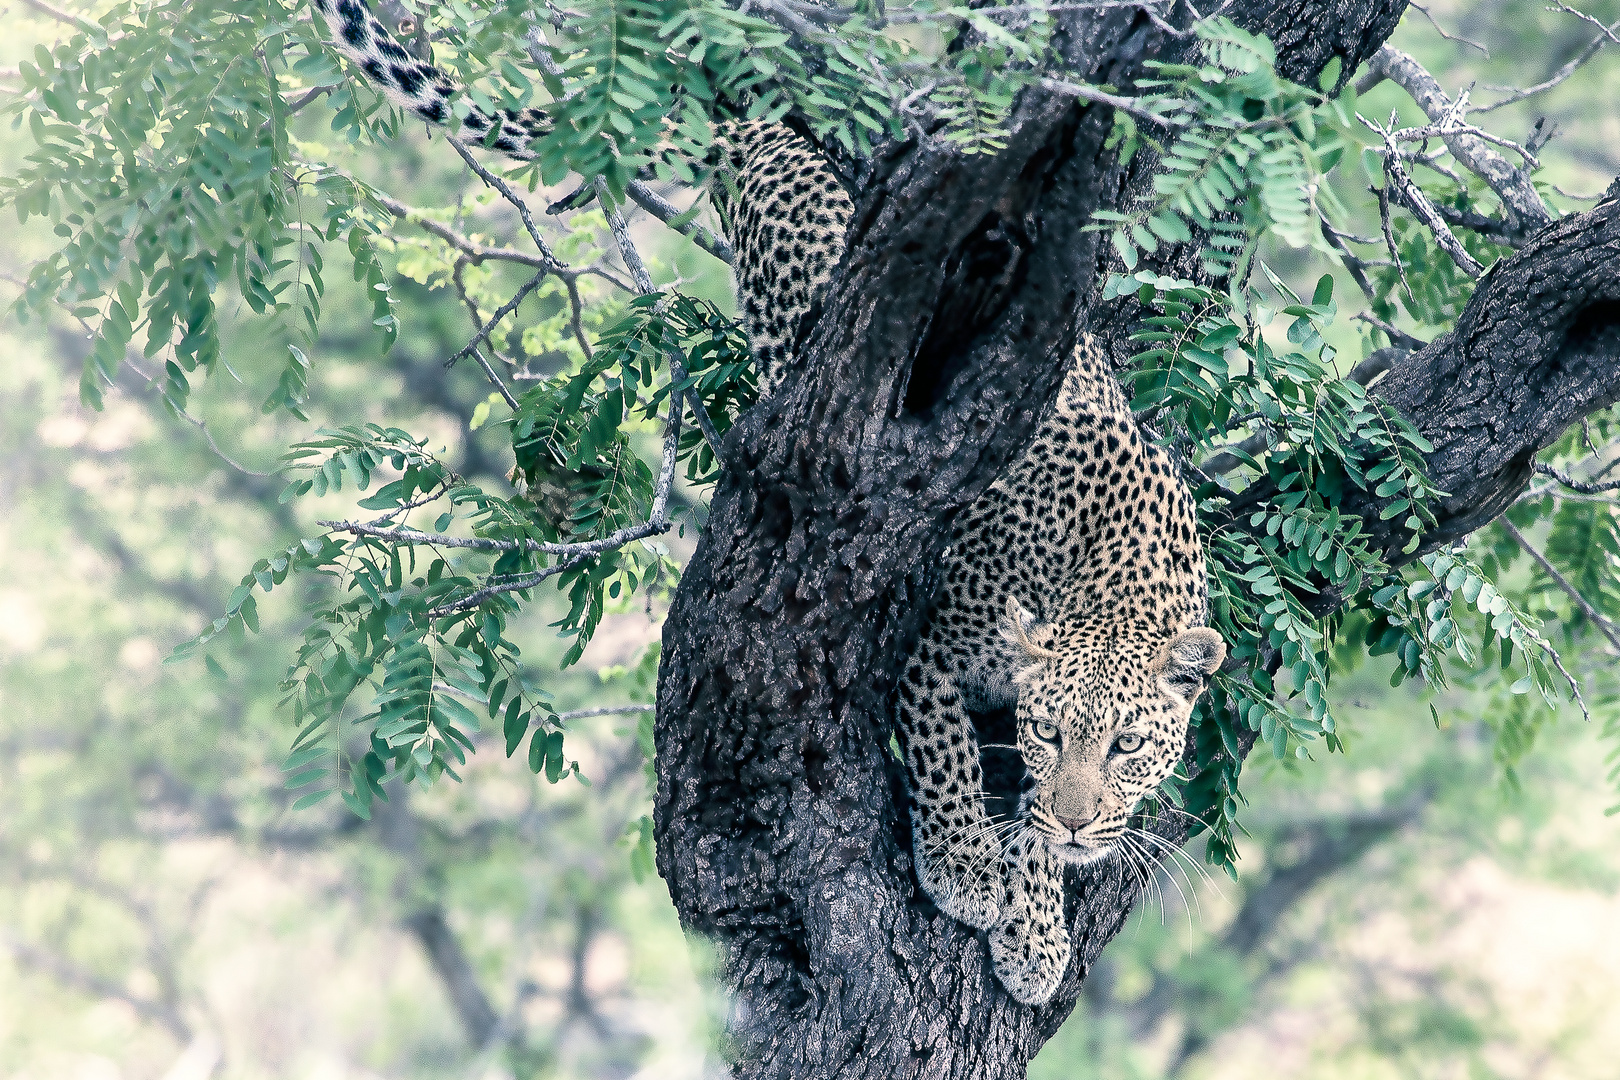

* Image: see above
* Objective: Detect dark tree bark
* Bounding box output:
[651,2,1620,1077]
[1349,197,1620,557]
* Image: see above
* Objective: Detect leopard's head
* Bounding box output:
[1000,596,1225,864]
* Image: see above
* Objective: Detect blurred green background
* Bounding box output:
[4,0,1620,1076]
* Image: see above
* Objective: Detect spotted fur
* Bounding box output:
[897,338,1223,1004]
[310,0,852,389]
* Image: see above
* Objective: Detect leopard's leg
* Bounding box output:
[988,831,1070,1005]
[897,631,1005,929]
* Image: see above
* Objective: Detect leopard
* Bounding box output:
[313,0,1223,1007]
[896,336,1224,1003]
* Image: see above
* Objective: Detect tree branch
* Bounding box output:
[1478,5,1620,113]
[1533,460,1620,494]
[593,176,728,456]
[0,936,193,1043]
[373,189,571,274]
[17,0,99,33]
[402,908,503,1044]
[1499,517,1620,653]
[1334,195,1620,560]
[1363,113,1485,276]
[624,181,735,265]
[1367,45,1552,231]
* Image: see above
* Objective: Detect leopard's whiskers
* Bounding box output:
[1108,834,1155,935]
[1122,825,1218,933]
[1125,823,1225,907]
[1117,832,1172,927]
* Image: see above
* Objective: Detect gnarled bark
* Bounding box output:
[1356,197,1620,557]
[645,4,1620,1078]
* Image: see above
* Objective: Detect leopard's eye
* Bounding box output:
[1113,733,1145,754]
[1032,719,1060,743]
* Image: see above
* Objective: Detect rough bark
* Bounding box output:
[648,3,1620,1078]
[1218,194,1620,586]
[1354,197,1620,557]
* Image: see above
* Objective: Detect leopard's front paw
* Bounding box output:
[988,910,1069,1005]
[913,821,1006,930]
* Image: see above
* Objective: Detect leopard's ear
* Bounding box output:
[1155,627,1225,703]
[1000,596,1058,660]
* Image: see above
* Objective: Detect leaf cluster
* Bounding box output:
[1115,265,1580,870]
[1096,20,1358,279]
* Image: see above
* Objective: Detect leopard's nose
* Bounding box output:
[1056,813,1095,833]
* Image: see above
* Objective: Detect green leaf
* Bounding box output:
[290,789,335,811]
[1317,56,1342,93]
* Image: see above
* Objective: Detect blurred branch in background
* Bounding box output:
[1078,793,1428,1077]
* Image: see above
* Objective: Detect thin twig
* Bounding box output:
[1041,77,1185,125]
[598,177,657,296]
[470,345,520,410]
[18,0,98,33]
[373,189,569,274]
[114,353,275,475]
[1546,0,1620,45]
[0,271,272,476]
[1320,217,1381,307]
[594,176,727,456]
[554,704,655,721]
[1430,201,1522,247]
[1479,9,1620,112]
[448,139,557,261]
[443,270,548,369]
[423,378,683,617]
[1366,46,1551,231]
[1387,119,1542,169]
[1533,461,1620,494]
[1376,146,1485,276]
[1351,311,1429,351]
[1500,517,1620,655]
[422,525,667,616]
[1407,2,1489,56]
[319,521,550,551]
[1550,183,1606,202]
[284,84,337,114]
[1375,182,1417,302]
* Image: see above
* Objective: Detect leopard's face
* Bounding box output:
[1002,598,1224,864]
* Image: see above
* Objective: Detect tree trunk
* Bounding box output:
[652,2,1620,1076]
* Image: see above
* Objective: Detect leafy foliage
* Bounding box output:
[7,0,1619,877]
[1,0,400,420]
[1096,20,1356,279]
[1367,196,1510,329]
[523,0,1062,192]
[167,282,757,811]
[1097,17,1610,865]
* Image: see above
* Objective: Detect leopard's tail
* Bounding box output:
[311,0,549,158]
